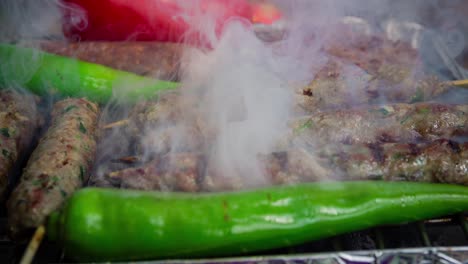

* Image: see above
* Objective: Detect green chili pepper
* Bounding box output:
[0,44,179,104]
[47,181,468,262]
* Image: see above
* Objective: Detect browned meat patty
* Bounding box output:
[0,90,42,200]
[7,98,99,239]
[290,103,467,146]
[38,41,191,81]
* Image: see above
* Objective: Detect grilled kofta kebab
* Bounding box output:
[7,98,99,239]
[105,139,467,192]
[115,99,467,151]
[0,90,42,200]
[290,102,467,146]
[296,59,449,112]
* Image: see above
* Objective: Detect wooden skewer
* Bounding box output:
[20,225,46,264]
[446,79,468,88]
[111,155,141,164]
[102,119,130,129]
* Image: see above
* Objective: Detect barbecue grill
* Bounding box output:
[0,1,467,263]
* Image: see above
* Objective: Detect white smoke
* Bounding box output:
[0,0,64,42]
[180,22,293,183]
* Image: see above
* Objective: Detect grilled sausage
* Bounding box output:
[7,98,99,239]
[0,90,41,200]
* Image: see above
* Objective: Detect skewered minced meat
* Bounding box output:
[0,90,41,200]
[290,102,467,147]
[297,59,450,113]
[262,139,468,187]
[204,140,468,191]
[104,138,467,193]
[313,139,468,185]
[7,98,99,239]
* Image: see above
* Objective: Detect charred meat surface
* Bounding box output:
[0,90,41,200]
[290,103,467,146]
[38,41,189,81]
[7,98,99,239]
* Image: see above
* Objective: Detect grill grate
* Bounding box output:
[2,212,466,263]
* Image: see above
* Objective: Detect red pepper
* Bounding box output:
[61,0,282,47]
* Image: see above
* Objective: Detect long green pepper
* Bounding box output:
[47,181,468,261]
[0,43,179,103]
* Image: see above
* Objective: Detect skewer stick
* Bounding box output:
[20,225,46,264]
[111,155,141,164]
[102,119,130,129]
[446,79,468,88]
